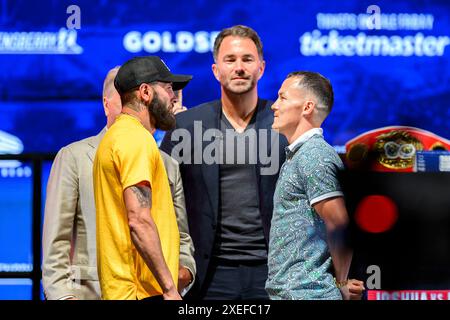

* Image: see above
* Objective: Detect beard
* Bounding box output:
[223,76,256,95]
[146,91,176,131]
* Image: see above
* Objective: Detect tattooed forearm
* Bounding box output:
[130,185,152,208]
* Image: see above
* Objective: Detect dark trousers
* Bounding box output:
[199,258,269,300]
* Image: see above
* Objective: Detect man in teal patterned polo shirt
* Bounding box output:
[265,71,365,300]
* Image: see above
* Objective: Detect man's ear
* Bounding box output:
[138,83,153,103]
[212,63,220,82]
[303,100,315,115]
[257,59,266,80]
[103,96,109,116]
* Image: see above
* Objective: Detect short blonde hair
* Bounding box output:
[102,66,120,98]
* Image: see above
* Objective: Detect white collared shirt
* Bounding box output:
[288,128,324,152]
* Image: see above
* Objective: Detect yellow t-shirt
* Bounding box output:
[93,114,180,300]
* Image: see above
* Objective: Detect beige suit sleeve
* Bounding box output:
[172,164,197,280]
[42,147,79,299]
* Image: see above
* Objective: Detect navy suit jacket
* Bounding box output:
[160,98,288,295]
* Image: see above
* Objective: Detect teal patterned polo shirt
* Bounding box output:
[265,129,344,300]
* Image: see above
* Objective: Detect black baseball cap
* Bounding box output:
[114,56,193,93]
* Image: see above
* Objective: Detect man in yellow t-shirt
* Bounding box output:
[93,56,192,300]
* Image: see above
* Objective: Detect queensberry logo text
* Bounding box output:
[0,28,83,54]
[123,31,219,53]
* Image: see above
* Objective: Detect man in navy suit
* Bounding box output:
[161,25,287,300]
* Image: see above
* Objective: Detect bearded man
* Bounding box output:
[93,56,192,300]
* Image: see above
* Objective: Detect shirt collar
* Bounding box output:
[288,128,324,151]
[284,128,323,160]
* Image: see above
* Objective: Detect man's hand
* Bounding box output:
[162,287,182,300]
[339,279,365,300]
[178,266,193,293]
